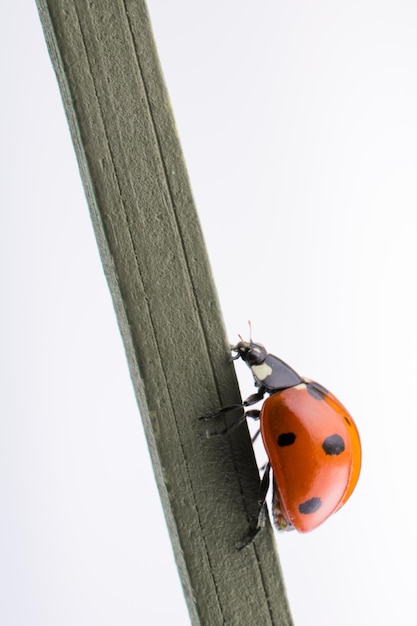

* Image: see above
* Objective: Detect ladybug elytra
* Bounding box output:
[201,333,361,547]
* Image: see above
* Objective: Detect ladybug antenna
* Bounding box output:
[237,321,253,347]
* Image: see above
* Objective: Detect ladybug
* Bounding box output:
[201,333,361,546]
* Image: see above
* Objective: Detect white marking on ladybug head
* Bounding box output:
[252,362,273,381]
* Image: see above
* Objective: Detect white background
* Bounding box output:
[1,1,417,624]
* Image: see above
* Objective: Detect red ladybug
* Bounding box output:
[201,334,361,546]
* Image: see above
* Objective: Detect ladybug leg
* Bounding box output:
[243,385,266,407]
[199,404,244,421]
[200,409,260,438]
[202,413,246,438]
[238,463,271,550]
[251,428,261,444]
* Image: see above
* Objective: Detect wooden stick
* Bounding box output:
[35,1,293,623]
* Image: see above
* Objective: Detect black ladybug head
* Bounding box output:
[232,340,267,366]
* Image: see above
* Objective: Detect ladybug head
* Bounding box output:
[232,337,267,366]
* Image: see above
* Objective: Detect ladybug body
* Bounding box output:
[203,335,361,545]
[261,381,361,532]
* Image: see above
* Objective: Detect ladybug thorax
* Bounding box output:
[233,339,303,392]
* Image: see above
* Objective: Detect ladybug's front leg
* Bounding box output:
[200,383,265,423]
[199,406,260,437]
[243,384,266,407]
[199,404,244,420]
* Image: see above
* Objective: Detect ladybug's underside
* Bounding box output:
[272,482,295,531]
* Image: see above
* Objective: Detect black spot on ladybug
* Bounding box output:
[299,497,322,515]
[278,432,296,447]
[322,434,345,455]
[306,382,328,400]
